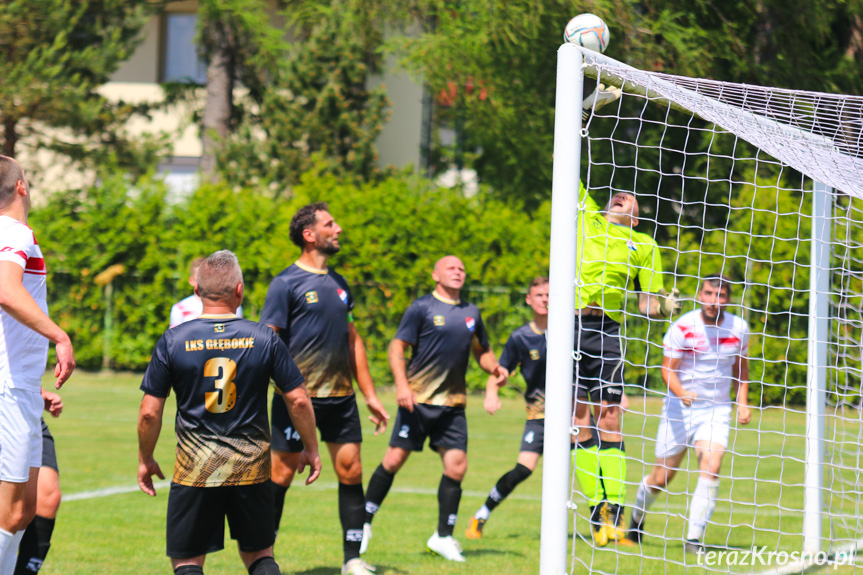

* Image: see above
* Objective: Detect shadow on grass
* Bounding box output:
[463,548,525,559]
[290,564,409,575]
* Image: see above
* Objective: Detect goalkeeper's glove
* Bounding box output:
[658,288,682,318]
[582,83,622,123]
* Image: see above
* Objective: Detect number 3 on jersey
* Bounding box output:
[204,357,237,413]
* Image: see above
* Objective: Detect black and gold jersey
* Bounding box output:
[498,322,547,420]
[259,262,354,398]
[394,292,490,408]
[140,314,303,488]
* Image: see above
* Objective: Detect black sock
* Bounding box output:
[339,482,365,563]
[174,566,204,575]
[272,481,288,536]
[248,556,280,575]
[13,516,55,574]
[364,464,395,524]
[485,463,532,513]
[437,474,462,537]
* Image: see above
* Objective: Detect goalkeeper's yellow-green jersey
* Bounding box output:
[576,182,666,323]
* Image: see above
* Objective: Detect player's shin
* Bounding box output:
[437,475,462,537]
[633,475,658,522]
[597,440,627,540]
[485,463,533,516]
[364,464,394,524]
[339,483,365,563]
[13,516,54,575]
[686,476,719,542]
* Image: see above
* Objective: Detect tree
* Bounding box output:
[0,0,163,173]
[385,0,863,208]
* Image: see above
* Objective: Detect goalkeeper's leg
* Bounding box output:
[595,400,633,545]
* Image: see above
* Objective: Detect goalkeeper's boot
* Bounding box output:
[465,517,486,540]
[589,504,609,547]
[627,511,645,544]
[605,504,636,547]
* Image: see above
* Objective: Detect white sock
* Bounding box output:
[475,505,490,521]
[632,475,659,522]
[686,476,720,541]
[0,529,24,575]
[0,529,12,568]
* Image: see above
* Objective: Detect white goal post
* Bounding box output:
[542,42,863,575]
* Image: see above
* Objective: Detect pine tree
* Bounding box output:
[0,0,162,173]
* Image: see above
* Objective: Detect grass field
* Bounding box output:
[32,371,859,574]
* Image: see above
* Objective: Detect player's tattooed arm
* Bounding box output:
[348,323,390,434]
[389,338,416,412]
[137,394,166,496]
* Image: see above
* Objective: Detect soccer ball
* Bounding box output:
[563,13,610,53]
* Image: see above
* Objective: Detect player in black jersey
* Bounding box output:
[137,251,321,575]
[466,277,549,539]
[260,203,388,575]
[362,255,508,562]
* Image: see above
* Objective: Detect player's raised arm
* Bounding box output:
[137,393,166,496]
[349,322,390,434]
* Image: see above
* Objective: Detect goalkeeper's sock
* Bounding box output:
[364,464,395,525]
[574,436,602,505]
[597,440,627,507]
[686,476,719,541]
[633,475,659,523]
[484,464,532,514]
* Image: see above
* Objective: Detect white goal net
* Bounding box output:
[541,43,863,575]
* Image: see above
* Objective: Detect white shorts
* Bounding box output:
[654,401,732,460]
[0,380,43,482]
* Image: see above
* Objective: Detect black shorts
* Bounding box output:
[271,394,363,453]
[41,418,58,474]
[573,315,624,404]
[389,404,468,452]
[166,481,274,558]
[519,419,545,454]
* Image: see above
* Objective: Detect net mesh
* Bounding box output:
[565,60,863,574]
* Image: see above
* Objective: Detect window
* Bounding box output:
[162,13,206,84]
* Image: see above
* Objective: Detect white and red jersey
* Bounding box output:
[170,294,203,328]
[662,309,749,406]
[0,215,49,389]
[169,294,243,328]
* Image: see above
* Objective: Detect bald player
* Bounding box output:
[361,256,507,562]
[573,182,680,547]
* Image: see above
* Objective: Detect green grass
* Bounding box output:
[34,372,861,574]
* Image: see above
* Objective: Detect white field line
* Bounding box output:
[65,480,800,519]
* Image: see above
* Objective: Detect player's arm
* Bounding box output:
[639,289,681,320]
[348,322,390,434]
[473,343,508,386]
[661,355,696,406]
[484,370,509,415]
[137,393,167,496]
[41,387,63,417]
[281,384,322,485]
[0,261,75,388]
[389,338,416,412]
[733,354,751,424]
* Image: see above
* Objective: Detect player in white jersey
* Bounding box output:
[628,274,750,552]
[170,257,243,327]
[0,156,75,574]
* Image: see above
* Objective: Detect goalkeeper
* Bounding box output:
[573,147,680,546]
